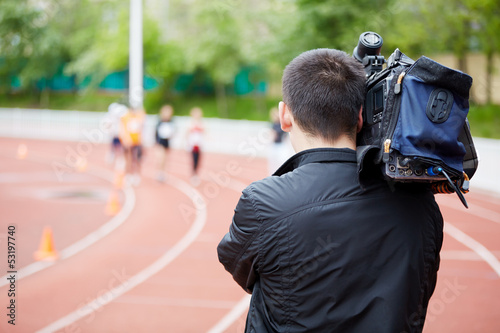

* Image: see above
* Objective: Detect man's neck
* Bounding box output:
[291,132,356,153]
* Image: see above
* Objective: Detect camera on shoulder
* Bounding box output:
[353,32,478,208]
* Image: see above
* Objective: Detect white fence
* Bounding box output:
[0,108,286,158]
[471,137,500,196]
[0,108,498,195]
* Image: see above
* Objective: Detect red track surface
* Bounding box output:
[0,137,498,333]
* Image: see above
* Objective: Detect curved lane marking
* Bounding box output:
[445,222,500,277]
[36,174,207,333]
[205,176,251,333]
[438,199,500,225]
[0,162,136,287]
[207,294,252,333]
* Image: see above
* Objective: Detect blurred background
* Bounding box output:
[0,0,498,136]
[0,1,499,332]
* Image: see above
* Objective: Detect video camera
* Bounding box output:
[353,32,478,207]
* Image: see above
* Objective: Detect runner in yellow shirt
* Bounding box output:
[119,106,146,186]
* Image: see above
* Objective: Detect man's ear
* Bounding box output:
[279,101,293,132]
[356,106,363,133]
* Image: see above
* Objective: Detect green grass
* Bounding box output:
[143,88,281,120]
[148,94,281,120]
[1,91,499,138]
[468,104,500,139]
[0,91,124,112]
[0,91,281,121]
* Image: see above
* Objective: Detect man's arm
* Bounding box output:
[217,186,261,293]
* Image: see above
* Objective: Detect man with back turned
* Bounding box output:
[217,48,443,332]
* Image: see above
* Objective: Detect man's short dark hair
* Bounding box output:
[282,48,366,142]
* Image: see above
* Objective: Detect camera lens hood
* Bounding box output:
[353,32,383,61]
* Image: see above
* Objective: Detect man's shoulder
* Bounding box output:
[243,165,439,214]
[244,175,285,202]
[247,164,363,206]
[239,174,300,215]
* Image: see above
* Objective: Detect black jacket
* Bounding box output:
[217,148,443,333]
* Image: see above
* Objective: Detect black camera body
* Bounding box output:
[360,71,390,144]
[354,32,391,148]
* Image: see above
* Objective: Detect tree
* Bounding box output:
[282,0,396,56]
[469,0,500,104]
[388,0,500,104]
[0,0,106,105]
[66,1,183,105]
[173,1,246,116]
[0,0,60,99]
[65,2,130,90]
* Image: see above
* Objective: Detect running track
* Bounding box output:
[0,137,498,332]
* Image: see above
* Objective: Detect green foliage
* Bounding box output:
[65,3,152,88]
[473,0,500,54]
[1,0,500,130]
[145,37,185,84]
[0,0,59,91]
[0,91,123,111]
[0,91,280,121]
[280,0,395,57]
[144,86,279,120]
[166,0,288,116]
[0,0,40,60]
[179,2,242,84]
[0,0,111,95]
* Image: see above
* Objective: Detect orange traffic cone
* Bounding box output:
[105,190,121,216]
[17,144,28,160]
[34,227,58,261]
[75,157,87,172]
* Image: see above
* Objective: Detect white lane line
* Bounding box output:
[441,250,482,261]
[473,192,500,206]
[207,294,252,333]
[445,222,500,277]
[438,199,500,225]
[466,205,500,224]
[204,175,251,333]
[35,175,207,333]
[0,172,67,183]
[0,167,136,287]
[59,188,135,259]
[115,295,238,309]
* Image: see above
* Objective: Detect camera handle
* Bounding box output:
[362,55,385,76]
